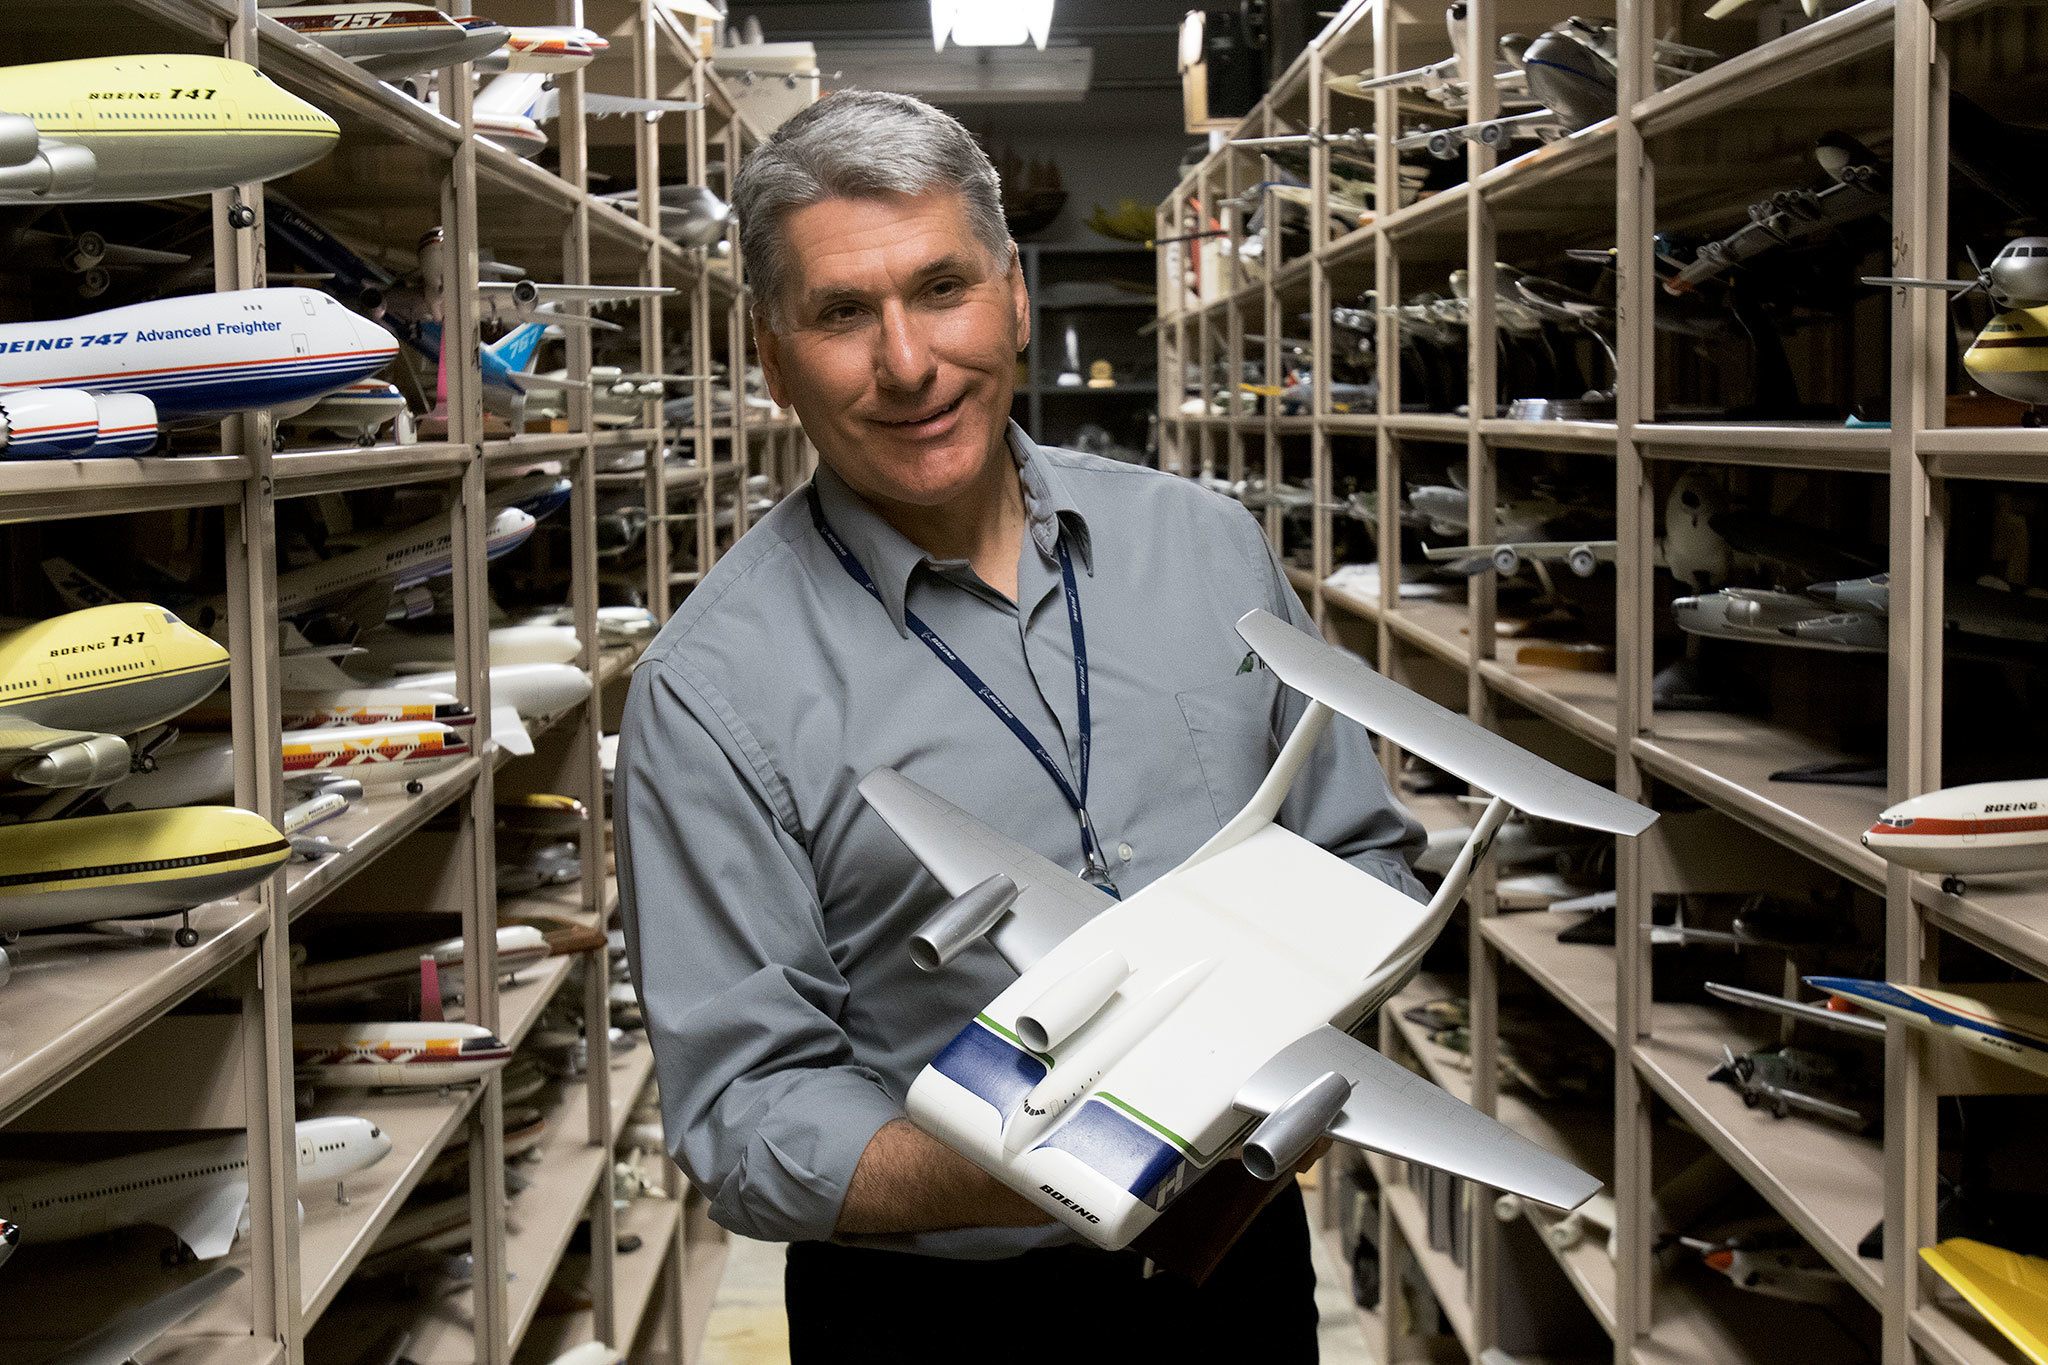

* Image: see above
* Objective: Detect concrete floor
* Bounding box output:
[701,1228,1373,1363]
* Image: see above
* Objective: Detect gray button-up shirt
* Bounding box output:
[617,424,1424,1258]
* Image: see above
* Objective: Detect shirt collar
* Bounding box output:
[810,422,1094,639]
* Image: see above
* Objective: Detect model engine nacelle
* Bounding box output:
[908,874,1019,972]
[0,140,95,198]
[0,114,38,168]
[511,279,541,311]
[0,388,158,459]
[1567,544,1599,577]
[12,733,130,788]
[1015,949,1130,1054]
[1241,1070,1353,1181]
[1490,545,1523,575]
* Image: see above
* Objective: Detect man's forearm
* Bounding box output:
[835,1118,1055,1235]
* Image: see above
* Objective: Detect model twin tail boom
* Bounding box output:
[863,609,1654,1255]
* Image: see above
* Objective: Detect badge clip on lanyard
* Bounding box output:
[809,484,1118,898]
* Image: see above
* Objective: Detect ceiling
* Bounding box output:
[725,0,1199,137]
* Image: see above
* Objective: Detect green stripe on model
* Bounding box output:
[974,1013,1054,1065]
[1097,1091,1219,1163]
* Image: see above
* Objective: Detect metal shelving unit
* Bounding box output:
[0,5,808,1363]
[1159,2,2046,1363]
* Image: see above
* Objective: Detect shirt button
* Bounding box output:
[1117,842,1134,863]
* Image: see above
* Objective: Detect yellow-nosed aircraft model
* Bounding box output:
[0,603,229,791]
[0,54,335,204]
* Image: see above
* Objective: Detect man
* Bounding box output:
[617,90,1423,1361]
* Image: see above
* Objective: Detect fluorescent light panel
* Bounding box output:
[931,0,1056,50]
[823,40,1092,103]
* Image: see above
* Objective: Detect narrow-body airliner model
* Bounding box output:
[478,24,608,72]
[278,376,408,446]
[293,923,550,1001]
[270,4,510,80]
[0,55,336,203]
[1863,779,2048,891]
[295,1020,512,1088]
[0,287,397,459]
[0,1116,389,1260]
[111,719,473,810]
[0,806,287,948]
[862,609,1654,1252]
[0,602,228,790]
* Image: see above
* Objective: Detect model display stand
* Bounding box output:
[1160,1,2048,1362]
[0,4,809,1363]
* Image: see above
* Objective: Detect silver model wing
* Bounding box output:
[858,768,1107,973]
[1236,609,1654,835]
[48,1265,242,1365]
[1236,1024,1602,1210]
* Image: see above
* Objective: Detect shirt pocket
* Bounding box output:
[1174,668,1285,828]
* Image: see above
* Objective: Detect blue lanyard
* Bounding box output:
[808,483,1118,897]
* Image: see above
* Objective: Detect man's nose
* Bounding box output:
[874,300,937,392]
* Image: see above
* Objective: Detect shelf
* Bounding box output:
[1913,1298,2033,1365]
[1479,420,1619,454]
[0,894,268,1127]
[1381,1173,1477,1356]
[1481,912,1619,1046]
[1633,422,1890,474]
[1920,427,2048,484]
[1384,414,1472,444]
[1385,599,1470,669]
[273,442,473,499]
[0,455,252,523]
[1478,657,1620,752]
[1632,714,1887,892]
[1633,1004,1883,1307]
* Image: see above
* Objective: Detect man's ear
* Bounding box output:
[1008,242,1030,353]
[754,307,789,408]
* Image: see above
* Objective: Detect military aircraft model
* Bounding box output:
[1867,236,2048,419]
[0,287,397,458]
[269,4,511,81]
[0,55,335,204]
[0,1117,389,1261]
[861,609,1653,1255]
[1707,1039,1878,1130]
[1666,134,1889,295]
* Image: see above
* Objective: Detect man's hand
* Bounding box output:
[835,1118,1055,1236]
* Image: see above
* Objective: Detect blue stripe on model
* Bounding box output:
[1807,976,2048,1054]
[1034,1098,1186,1207]
[928,1020,1046,1124]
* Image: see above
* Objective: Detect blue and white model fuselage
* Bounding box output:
[0,287,396,458]
[1807,977,2048,1080]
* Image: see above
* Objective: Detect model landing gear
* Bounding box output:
[175,912,199,949]
[227,200,256,230]
[1942,876,1967,897]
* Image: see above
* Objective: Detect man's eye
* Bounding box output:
[822,304,863,325]
[928,278,964,299]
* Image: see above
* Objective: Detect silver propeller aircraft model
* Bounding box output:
[861,610,1654,1261]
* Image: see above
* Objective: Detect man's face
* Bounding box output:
[756,190,1028,509]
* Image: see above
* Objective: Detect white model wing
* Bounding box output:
[858,768,1107,973]
[1236,609,1654,835]
[1236,1024,1601,1210]
[529,87,703,122]
[48,1265,243,1365]
[148,1178,250,1260]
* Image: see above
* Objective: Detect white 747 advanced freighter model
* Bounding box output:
[863,609,1655,1251]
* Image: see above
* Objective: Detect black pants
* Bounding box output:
[784,1180,1319,1363]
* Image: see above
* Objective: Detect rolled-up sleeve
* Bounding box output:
[616,657,901,1243]
[1236,511,1428,900]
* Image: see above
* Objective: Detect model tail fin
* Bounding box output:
[487,322,550,377]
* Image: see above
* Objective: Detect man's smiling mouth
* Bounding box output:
[876,396,963,427]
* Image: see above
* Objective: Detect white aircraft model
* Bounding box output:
[861,610,1654,1252]
[1864,779,2048,894]
[0,287,396,459]
[0,1116,388,1260]
[1425,539,1615,579]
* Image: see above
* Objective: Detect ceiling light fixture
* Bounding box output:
[930,0,1056,51]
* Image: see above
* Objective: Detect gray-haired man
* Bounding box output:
[617,89,1423,1360]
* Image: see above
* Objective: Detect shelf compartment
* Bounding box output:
[514,1195,683,1365]
[0,455,252,524]
[1631,717,1887,892]
[1481,912,1619,1046]
[0,897,267,1127]
[1633,0,1895,139]
[285,757,484,922]
[1385,599,1470,670]
[1477,658,1620,753]
[1633,1005,1883,1306]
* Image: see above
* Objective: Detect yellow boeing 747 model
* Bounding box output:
[0,602,229,790]
[0,54,336,203]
